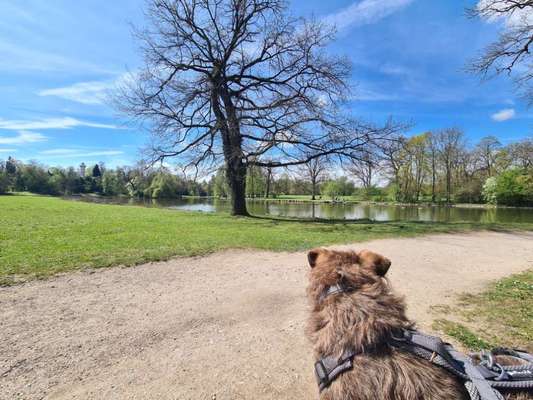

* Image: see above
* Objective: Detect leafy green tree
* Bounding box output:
[213,168,229,198]
[483,169,533,206]
[0,161,10,194]
[102,171,127,196]
[145,173,181,198]
[321,177,353,200]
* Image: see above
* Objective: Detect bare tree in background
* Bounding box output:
[434,128,465,204]
[348,150,378,190]
[427,132,439,203]
[115,0,403,215]
[467,0,533,104]
[298,156,329,200]
[473,135,502,177]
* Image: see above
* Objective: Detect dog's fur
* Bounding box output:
[305,248,530,400]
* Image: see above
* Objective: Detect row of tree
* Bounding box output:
[1,135,531,205]
[212,134,533,206]
[0,159,211,198]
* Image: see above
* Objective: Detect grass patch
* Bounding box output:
[433,271,533,351]
[432,319,492,350]
[1,195,532,284]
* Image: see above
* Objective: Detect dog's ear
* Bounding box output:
[307,248,322,268]
[358,249,391,276]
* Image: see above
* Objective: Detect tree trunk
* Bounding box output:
[265,168,271,198]
[225,158,248,216]
[431,158,436,203]
[211,85,249,216]
[311,176,316,200]
[446,164,451,204]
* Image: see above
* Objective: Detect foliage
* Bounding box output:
[3,195,532,284]
[483,169,533,206]
[322,177,355,200]
[102,170,127,196]
[144,173,185,198]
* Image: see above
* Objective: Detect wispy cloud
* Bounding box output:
[491,108,515,122]
[0,131,47,145]
[0,39,116,74]
[323,0,414,32]
[0,148,17,153]
[354,87,399,101]
[38,81,111,105]
[0,117,119,131]
[40,148,124,158]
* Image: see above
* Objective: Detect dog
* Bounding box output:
[305,247,530,400]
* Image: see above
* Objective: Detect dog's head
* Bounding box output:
[306,248,391,302]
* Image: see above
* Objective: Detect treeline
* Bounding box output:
[381,132,532,206]
[0,160,211,198]
[1,134,531,206]
[213,133,533,206]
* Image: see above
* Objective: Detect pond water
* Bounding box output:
[64,196,533,223]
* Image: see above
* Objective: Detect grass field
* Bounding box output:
[2,195,533,285]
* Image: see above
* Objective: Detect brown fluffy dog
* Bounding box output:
[306,248,530,400]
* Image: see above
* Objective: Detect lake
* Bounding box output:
[64,196,533,223]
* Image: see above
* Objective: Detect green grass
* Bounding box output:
[433,270,533,351]
[432,319,493,350]
[1,195,533,285]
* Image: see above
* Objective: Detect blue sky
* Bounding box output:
[0,0,531,168]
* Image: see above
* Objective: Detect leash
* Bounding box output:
[313,285,533,400]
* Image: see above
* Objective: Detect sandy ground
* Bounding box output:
[1,231,532,400]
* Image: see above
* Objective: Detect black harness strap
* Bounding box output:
[315,349,357,392]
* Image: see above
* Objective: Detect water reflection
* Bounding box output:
[63,196,533,223]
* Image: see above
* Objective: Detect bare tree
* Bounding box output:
[298,156,329,200]
[115,0,402,215]
[507,137,533,169]
[434,128,465,204]
[467,0,533,104]
[473,135,502,177]
[348,150,377,190]
[427,132,439,202]
[381,136,407,201]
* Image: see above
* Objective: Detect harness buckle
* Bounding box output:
[314,360,330,387]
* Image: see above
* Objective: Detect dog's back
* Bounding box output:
[305,248,530,400]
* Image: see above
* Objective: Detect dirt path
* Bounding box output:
[1,231,532,400]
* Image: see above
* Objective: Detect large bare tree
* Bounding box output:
[116,0,402,215]
[467,0,533,104]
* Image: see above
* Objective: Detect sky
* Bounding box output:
[0,0,531,168]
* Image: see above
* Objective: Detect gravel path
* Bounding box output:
[1,231,532,400]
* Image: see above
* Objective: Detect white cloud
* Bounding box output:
[0,117,119,131]
[354,87,398,101]
[0,148,17,153]
[0,131,47,145]
[491,108,516,122]
[323,0,414,32]
[38,81,111,105]
[40,148,124,158]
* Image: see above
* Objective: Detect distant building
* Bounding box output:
[79,163,86,177]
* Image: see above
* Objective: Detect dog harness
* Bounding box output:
[314,285,533,400]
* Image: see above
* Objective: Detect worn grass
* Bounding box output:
[433,270,533,351]
[1,195,532,285]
